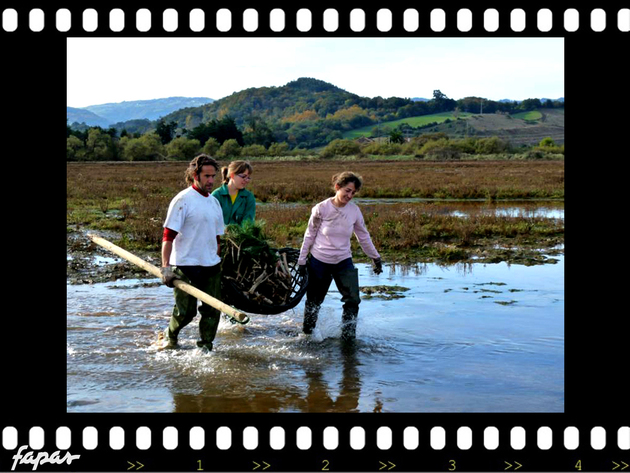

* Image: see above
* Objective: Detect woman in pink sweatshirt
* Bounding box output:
[297,172,382,342]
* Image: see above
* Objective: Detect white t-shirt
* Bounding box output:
[163,186,225,267]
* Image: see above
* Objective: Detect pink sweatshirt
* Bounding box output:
[298,198,380,265]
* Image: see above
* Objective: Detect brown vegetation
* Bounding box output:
[67,160,564,265]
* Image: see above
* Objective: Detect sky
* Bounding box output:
[67,37,564,108]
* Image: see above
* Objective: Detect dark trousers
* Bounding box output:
[166,265,222,347]
[303,256,360,341]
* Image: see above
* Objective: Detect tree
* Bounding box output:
[389,129,405,144]
[156,119,177,145]
[243,116,276,148]
[268,142,290,156]
[67,135,84,161]
[120,132,164,161]
[165,137,201,161]
[85,128,115,161]
[201,137,220,156]
[539,137,556,148]
[188,116,244,146]
[217,139,242,158]
[320,139,361,158]
[431,90,457,113]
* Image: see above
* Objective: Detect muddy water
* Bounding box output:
[67,254,564,413]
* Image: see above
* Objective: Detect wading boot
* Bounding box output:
[157,329,178,350]
[303,300,321,335]
[341,309,358,344]
[196,341,213,352]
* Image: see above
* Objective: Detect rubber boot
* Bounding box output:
[303,300,321,334]
[335,267,360,343]
[341,309,359,343]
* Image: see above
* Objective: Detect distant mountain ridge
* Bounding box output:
[67,96,214,126]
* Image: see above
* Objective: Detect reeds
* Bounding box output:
[67,160,564,262]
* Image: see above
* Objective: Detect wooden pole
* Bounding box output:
[87,234,250,324]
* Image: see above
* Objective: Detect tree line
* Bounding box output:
[67,86,564,161]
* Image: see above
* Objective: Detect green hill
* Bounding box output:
[78,78,563,150]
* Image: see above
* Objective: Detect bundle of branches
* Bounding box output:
[220,220,297,310]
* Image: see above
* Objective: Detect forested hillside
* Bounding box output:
[67,77,564,161]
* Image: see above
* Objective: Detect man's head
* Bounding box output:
[185,154,220,191]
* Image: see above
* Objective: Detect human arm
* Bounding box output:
[298,205,322,266]
[242,192,256,223]
[353,209,382,274]
[160,228,179,287]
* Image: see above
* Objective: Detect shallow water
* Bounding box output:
[67,255,564,413]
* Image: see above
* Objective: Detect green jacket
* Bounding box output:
[211,184,256,225]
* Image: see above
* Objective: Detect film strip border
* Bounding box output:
[1,6,629,35]
[3,424,629,471]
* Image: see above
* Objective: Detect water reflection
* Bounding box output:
[387,261,476,276]
[303,342,361,412]
[67,255,564,413]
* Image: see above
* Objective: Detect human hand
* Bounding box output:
[160,266,179,287]
[372,258,383,275]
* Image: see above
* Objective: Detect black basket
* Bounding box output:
[221,247,308,315]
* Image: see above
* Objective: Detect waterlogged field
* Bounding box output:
[67,257,564,413]
[67,159,564,413]
[67,160,564,255]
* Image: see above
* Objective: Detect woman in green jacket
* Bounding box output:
[212,160,256,225]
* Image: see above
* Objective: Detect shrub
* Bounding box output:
[165,137,201,161]
[241,144,267,157]
[362,141,403,156]
[217,139,242,158]
[419,139,461,160]
[320,139,362,158]
[268,142,290,156]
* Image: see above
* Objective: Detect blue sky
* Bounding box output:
[67,37,564,108]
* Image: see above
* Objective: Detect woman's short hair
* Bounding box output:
[332,171,363,191]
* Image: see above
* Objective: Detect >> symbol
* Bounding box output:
[253,461,271,470]
[613,461,629,471]
[127,461,145,470]
[379,461,396,470]
[505,461,522,470]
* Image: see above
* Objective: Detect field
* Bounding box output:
[342,112,472,139]
[511,110,544,121]
[67,159,564,281]
[342,108,564,146]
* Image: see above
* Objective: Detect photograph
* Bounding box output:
[66,37,565,414]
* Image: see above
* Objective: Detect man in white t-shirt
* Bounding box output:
[159,155,225,351]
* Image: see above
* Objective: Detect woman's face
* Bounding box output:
[334,181,357,206]
[231,171,252,189]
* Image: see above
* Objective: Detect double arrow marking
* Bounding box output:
[253,461,271,471]
[379,461,396,471]
[127,461,144,471]
[613,461,629,471]
[504,461,522,471]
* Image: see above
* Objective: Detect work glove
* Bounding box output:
[298,264,307,278]
[160,266,179,288]
[372,258,383,275]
